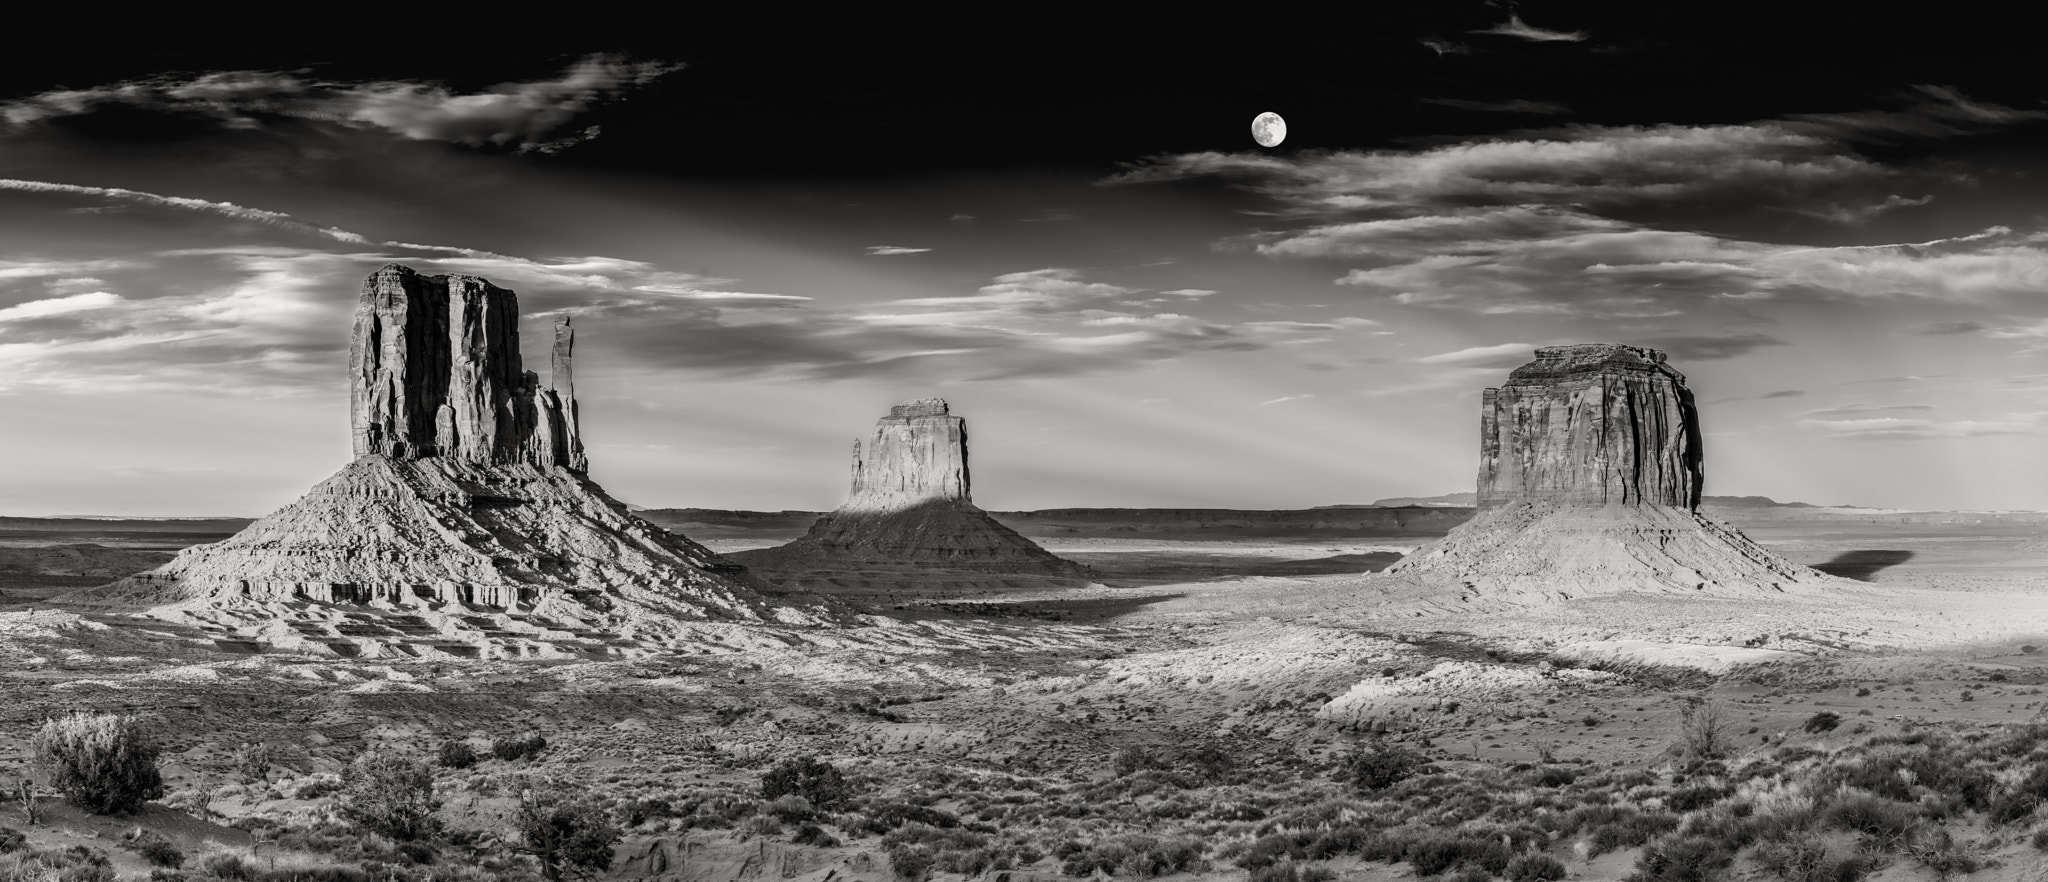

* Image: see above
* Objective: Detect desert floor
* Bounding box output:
[0,516,2045,880]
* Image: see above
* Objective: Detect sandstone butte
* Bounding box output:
[1383,343,1839,601]
[730,398,1093,580]
[73,265,822,641]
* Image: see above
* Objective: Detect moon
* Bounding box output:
[1252,112,1286,147]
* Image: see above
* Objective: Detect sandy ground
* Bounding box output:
[3,515,2048,879]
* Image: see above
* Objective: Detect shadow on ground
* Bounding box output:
[1811,549,1916,581]
[1069,552,1405,582]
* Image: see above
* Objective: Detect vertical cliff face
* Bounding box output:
[728,398,1092,583]
[75,264,816,654]
[350,265,582,471]
[1386,343,1836,602]
[845,398,970,512]
[1477,343,1702,509]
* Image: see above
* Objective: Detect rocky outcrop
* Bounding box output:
[1384,343,1838,601]
[729,399,1092,587]
[72,265,820,650]
[351,265,583,470]
[1478,344,1701,509]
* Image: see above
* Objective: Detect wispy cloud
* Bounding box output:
[1470,14,1588,42]
[1798,413,2043,440]
[1415,342,1540,368]
[866,245,931,256]
[1801,403,1938,417]
[1705,389,1807,404]
[0,179,373,244]
[0,53,681,153]
[1256,394,1315,406]
[1420,38,1474,56]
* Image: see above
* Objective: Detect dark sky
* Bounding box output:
[8,9,2048,514]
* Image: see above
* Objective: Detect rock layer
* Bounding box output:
[1478,344,1700,509]
[1385,343,1836,601]
[76,265,811,646]
[730,399,1091,584]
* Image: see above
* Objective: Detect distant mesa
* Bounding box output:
[1383,343,1841,601]
[68,264,819,656]
[728,398,1094,590]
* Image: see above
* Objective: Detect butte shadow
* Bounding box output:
[63,264,837,658]
[1378,343,1846,604]
[727,398,1098,601]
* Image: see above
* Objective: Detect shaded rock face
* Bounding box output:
[1478,343,1701,509]
[351,265,584,471]
[75,264,814,650]
[729,398,1091,583]
[1385,344,1836,601]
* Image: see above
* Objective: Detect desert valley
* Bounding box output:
[0,265,2046,882]
[12,13,2048,882]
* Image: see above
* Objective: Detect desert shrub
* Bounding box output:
[1057,834,1205,878]
[1801,712,1841,734]
[0,828,23,854]
[1337,740,1429,792]
[31,712,166,815]
[1666,783,1733,812]
[437,741,477,770]
[293,774,343,800]
[232,742,278,784]
[1533,766,1579,787]
[1901,827,1977,879]
[1627,833,1735,882]
[2033,828,2048,851]
[1506,853,1567,882]
[1989,762,2048,824]
[1586,811,1682,857]
[1250,861,1337,882]
[1176,742,1236,779]
[201,852,254,880]
[849,802,960,835]
[1112,746,1164,777]
[334,754,441,841]
[120,830,184,868]
[1400,831,1513,877]
[792,823,839,847]
[0,846,117,882]
[888,842,934,880]
[514,785,621,882]
[1824,791,1920,846]
[760,756,851,811]
[1677,700,1731,762]
[767,794,816,823]
[1753,833,1873,882]
[490,733,548,762]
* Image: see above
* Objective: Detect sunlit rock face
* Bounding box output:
[76,265,811,644]
[1384,344,1837,602]
[729,398,1092,581]
[1477,343,1701,510]
[843,398,970,513]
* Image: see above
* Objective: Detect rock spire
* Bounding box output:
[73,264,813,655]
[1383,343,1837,601]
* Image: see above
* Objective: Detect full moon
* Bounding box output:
[1252,112,1286,147]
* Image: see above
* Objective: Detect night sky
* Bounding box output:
[8,10,2048,515]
